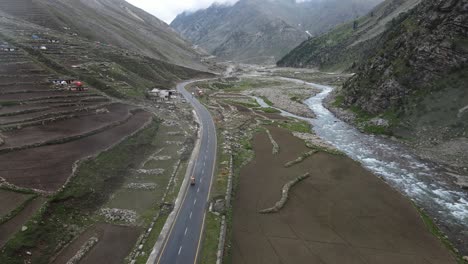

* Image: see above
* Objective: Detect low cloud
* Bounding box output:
[126,0,239,24]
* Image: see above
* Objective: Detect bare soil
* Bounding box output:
[51,223,141,264]
[0,103,133,149]
[0,196,46,248]
[0,111,152,191]
[232,126,456,264]
[0,189,32,218]
[0,103,105,124]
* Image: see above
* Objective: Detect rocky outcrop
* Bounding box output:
[265,129,279,155]
[343,0,467,115]
[99,208,137,224]
[278,0,421,71]
[339,0,468,169]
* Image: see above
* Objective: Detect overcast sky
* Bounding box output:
[126,0,239,24]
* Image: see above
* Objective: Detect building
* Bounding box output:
[148,89,179,101]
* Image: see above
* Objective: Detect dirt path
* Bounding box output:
[232,126,456,264]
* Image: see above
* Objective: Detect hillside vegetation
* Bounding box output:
[337,0,468,170]
[278,0,421,71]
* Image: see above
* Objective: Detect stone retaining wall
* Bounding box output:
[259,173,310,214]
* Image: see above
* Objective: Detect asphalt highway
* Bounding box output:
[154,80,217,264]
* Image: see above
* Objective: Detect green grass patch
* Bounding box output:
[223,133,255,264]
[0,101,20,107]
[0,194,37,225]
[415,206,466,263]
[363,124,391,135]
[134,213,169,264]
[259,96,273,106]
[225,99,260,109]
[0,121,160,264]
[261,107,281,114]
[278,120,311,133]
[332,95,345,107]
[200,213,222,264]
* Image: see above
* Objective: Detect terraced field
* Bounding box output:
[0,2,212,262]
[0,42,154,192]
[0,34,157,259]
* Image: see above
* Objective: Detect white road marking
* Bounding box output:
[202,168,205,174]
[184,227,188,236]
[194,199,197,205]
[178,246,182,255]
[197,187,200,193]
[200,178,203,183]
[190,211,193,219]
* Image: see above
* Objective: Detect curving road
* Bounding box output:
[151,80,217,264]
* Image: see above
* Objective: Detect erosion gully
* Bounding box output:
[253,76,468,253]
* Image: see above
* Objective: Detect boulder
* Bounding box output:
[213,199,225,213]
[369,117,390,127]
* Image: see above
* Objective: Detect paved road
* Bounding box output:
[154,80,217,264]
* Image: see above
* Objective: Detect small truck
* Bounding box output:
[190,176,196,186]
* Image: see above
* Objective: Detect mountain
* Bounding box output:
[339,0,468,170]
[171,0,383,64]
[0,0,213,100]
[0,0,206,70]
[278,0,421,71]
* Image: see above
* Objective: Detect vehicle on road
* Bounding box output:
[190,175,196,186]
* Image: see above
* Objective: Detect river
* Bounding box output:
[254,78,468,251]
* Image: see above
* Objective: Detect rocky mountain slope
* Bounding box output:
[278,0,421,71]
[338,0,468,171]
[0,0,206,70]
[171,0,383,64]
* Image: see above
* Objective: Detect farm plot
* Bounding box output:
[0,189,33,218]
[0,103,133,149]
[0,110,152,191]
[105,122,188,217]
[0,197,47,248]
[51,223,141,264]
[232,126,456,264]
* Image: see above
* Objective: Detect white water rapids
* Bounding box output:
[254,78,468,234]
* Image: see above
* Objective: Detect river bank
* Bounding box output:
[189,71,465,262]
[256,69,468,258]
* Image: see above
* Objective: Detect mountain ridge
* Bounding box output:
[0,0,207,70]
[171,0,383,64]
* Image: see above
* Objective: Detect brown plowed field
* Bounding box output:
[232,126,456,264]
[0,104,101,124]
[0,91,80,101]
[0,64,44,74]
[0,75,49,84]
[0,105,50,115]
[0,189,32,218]
[0,196,47,248]
[1,103,133,149]
[0,83,52,93]
[0,110,152,191]
[51,223,141,264]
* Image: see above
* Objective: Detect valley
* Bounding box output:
[0,0,466,263]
